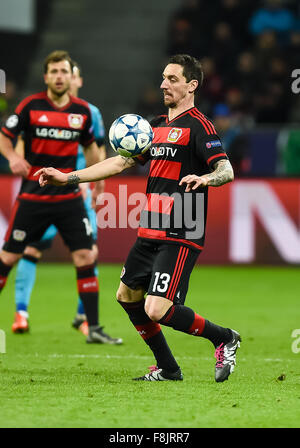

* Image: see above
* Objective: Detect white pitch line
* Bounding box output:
[44,353,286,362]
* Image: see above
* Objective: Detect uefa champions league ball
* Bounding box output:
[109,114,153,157]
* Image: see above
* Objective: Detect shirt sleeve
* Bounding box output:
[91,105,105,147]
[1,98,30,139]
[194,126,228,171]
[80,105,95,147]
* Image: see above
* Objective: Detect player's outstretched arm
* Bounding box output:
[179,159,234,192]
[34,155,136,187]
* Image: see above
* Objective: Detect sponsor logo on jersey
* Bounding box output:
[150,146,178,157]
[68,114,84,129]
[6,114,19,128]
[13,229,26,241]
[36,127,80,140]
[167,128,183,143]
[206,140,222,149]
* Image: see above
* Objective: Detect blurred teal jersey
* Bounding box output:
[76,102,105,170]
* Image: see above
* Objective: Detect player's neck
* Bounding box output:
[168,98,194,122]
[47,89,70,108]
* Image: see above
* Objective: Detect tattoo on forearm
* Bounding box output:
[67,174,80,185]
[207,160,234,186]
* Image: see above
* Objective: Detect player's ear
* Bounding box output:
[43,73,48,86]
[188,79,198,94]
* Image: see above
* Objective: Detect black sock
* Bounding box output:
[22,254,39,264]
[118,300,180,373]
[201,320,232,348]
[76,264,99,327]
[159,305,232,348]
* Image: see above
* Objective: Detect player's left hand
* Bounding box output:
[179,174,210,192]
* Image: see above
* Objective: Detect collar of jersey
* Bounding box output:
[45,91,73,112]
[166,106,196,125]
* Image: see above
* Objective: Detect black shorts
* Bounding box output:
[121,238,200,304]
[3,197,93,254]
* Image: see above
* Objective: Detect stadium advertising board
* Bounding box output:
[0,176,299,265]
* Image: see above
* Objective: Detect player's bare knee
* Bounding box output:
[72,249,94,267]
[0,250,22,266]
[145,304,163,322]
[145,296,173,322]
[24,246,42,259]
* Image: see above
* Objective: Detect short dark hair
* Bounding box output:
[72,60,83,77]
[167,54,204,93]
[43,50,73,74]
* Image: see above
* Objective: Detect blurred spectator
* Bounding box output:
[286,29,300,68]
[249,0,297,43]
[213,103,251,176]
[166,0,216,57]
[253,30,281,71]
[166,16,196,56]
[200,57,224,105]
[136,85,165,122]
[253,80,290,123]
[231,52,259,94]
[216,0,258,45]
[225,87,248,117]
[210,22,240,76]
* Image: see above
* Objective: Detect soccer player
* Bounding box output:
[0,50,122,344]
[36,54,241,382]
[10,62,122,343]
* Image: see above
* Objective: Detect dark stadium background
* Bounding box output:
[1,0,300,266]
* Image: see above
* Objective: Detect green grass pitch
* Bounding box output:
[0,263,299,428]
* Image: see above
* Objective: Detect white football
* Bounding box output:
[109,114,153,157]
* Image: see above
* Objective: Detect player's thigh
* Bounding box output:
[116,280,145,303]
[53,197,93,252]
[2,199,52,254]
[148,244,200,305]
[29,224,58,253]
[120,239,158,294]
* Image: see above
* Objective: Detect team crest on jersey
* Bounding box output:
[120,266,126,278]
[68,114,84,129]
[13,230,26,242]
[167,128,182,143]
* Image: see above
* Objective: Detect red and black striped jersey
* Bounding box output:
[136,106,229,251]
[1,91,95,202]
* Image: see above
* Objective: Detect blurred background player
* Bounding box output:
[0,50,121,345]
[10,61,122,344]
